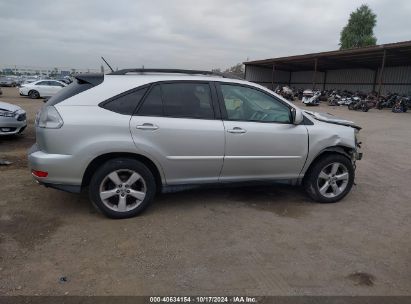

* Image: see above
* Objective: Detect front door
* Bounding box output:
[217,83,308,181]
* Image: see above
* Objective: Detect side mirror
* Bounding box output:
[291,107,304,125]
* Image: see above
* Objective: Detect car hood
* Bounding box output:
[303,110,361,130]
[0,101,23,113]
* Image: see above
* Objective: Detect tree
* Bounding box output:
[339,4,377,49]
[212,63,245,79]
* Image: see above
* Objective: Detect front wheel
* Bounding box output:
[304,154,354,203]
[89,158,156,219]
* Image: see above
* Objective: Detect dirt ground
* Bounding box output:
[0,86,410,296]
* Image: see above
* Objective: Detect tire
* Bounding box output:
[28,90,40,99]
[89,158,156,219]
[348,104,354,110]
[303,154,354,203]
[361,105,369,112]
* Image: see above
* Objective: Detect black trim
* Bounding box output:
[302,115,314,125]
[215,81,293,124]
[41,182,82,193]
[210,82,222,119]
[108,68,243,80]
[161,179,300,193]
[74,73,104,86]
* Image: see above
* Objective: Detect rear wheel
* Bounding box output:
[28,90,40,99]
[89,158,156,219]
[304,154,354,203]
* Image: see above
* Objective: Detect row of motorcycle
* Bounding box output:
[275,86,410,113]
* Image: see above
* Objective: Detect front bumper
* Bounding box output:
[19,88,27,96]
[28,143,83,193]
[0,117,27,135]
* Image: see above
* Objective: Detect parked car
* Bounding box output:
[0,77,17,87]
[19,80,67,99]
[0,101,27,135]
[28,69,362,219]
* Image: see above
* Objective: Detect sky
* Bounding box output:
[0,0,410,71]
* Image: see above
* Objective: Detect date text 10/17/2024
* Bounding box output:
[149,296,258,303]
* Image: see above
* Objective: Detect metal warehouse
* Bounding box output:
[244,40,411,95]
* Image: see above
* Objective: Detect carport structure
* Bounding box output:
[244,40,411,95]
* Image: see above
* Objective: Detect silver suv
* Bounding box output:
[28,69,362,218]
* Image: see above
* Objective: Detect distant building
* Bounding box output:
[1,66,99,76]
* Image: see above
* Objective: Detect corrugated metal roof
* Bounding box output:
[244,40,411,71]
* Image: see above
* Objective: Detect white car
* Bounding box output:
[19,80,67,99]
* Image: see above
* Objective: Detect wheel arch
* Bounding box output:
[302,145,354,181]
[81,152,164,191]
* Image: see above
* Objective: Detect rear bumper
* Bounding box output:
[28,144,83,192]
[36,181,81,193]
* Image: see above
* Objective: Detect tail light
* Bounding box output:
[36,106,63,129]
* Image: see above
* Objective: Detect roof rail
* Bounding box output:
[107,68,243,80]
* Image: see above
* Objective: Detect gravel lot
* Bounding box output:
[0,86,410,295]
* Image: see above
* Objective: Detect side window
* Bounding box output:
[52,81,65,87]
[161,83,214,119]
[138,85,163,116]
[220,84,291,123]
[102,87,148,115]
[36,81,48,86]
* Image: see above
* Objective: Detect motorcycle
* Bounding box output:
[328,91,341,106]
[377,93,398,109]
[348,99,369,112]
[275,85,295,101]
[392,96,408,113]
[302,89,321,106]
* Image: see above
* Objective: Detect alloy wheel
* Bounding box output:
[99,169,147,212]
[317,162,349,198]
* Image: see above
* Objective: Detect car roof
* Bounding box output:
[59,73,294,108]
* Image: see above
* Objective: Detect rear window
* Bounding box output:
[46,79,94,106]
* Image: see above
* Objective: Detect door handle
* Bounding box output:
[227,127,246,134]
[136,123,159,130]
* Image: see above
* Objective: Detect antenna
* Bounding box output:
[101,57,114,73]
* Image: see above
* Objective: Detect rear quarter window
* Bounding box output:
[101,87,149,115]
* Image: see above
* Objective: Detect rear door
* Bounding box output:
[217,83,308,181]
[129,81,225,184]
[34,81,50,96]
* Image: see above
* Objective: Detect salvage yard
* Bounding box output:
[0,86,410,295]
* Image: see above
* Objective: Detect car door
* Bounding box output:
[129,81,225,184]
[217,83,309,181]
[34,81,50,96]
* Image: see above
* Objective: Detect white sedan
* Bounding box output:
[19,80,67,99]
